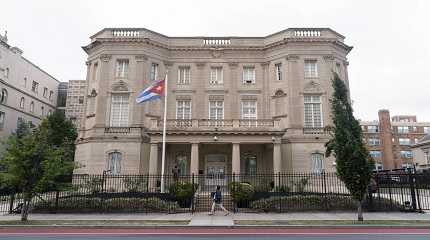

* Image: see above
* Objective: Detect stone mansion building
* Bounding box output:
[75,28,352,177]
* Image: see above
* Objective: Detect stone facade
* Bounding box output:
[0,31,59,153]
[75,28,353,176]
[411,135,430,171]
[360,110,430,170]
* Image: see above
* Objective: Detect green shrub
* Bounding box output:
[293,177,309,192]
[32,197,178,213]
[229,182,255,202]
[250,195,403,212]
[274,185,291,193]
[123,176,147,192]
[169,182,197,201]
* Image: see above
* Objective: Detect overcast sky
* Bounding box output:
[1,0,429,121]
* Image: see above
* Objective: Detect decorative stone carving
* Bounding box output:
[176,95,191,100]
[285,54,299,61]
[237,90,262,94]
[135,55,148,62]
[89,89,97,97]
[272,89,287,98]
[208,95,224,100]
[228,62,238,68]
[323,55,335,61]
[211,48,224,58]
[303,81,323,94]
[100,54,112,62]
[240,94,258,100]
[111,80,129,92]
[195,62,206,68]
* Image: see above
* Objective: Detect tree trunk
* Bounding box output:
[357,200,363,222]
[20,193,31,222]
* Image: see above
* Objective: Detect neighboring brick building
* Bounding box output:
[360,110,430,170]
[65,80,86,129]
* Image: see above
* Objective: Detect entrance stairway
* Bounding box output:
[193,193,234,212]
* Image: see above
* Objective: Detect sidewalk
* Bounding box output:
[1,212,430,226]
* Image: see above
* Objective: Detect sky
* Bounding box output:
[1,0,429,121]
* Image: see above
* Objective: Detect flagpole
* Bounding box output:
[160,70,168,193]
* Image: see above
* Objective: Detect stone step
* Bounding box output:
[193,194,234,212]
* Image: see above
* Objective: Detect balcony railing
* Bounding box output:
[151,119,281,131]
[104,127,131,134]
[303,127,328,135]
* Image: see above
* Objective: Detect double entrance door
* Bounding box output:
[205,154,227,189]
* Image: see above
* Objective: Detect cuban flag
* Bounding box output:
[136,80,165,103]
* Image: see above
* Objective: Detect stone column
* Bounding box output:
[190,143,199,175]
[95,54,112,126]
[232,143,240,174]
[149,143,159,174]
[273,142,282,174]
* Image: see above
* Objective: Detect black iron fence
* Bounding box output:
[1,171,429,214]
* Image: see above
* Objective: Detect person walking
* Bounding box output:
[209,185,230,216]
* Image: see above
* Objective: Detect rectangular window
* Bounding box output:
[49,91,54,101]
[311,153,324,174]
[178,66,191,85]
[78,96,84,104]
[374,162,383,171]
[23,77,27,87]
[176,100,191,119]
[399,138,411,145]
[368,138,381,146]
[109,94,129,127]
[115,59,129,78]
[397,126,409,133]
[150,63,158,81]
[304,95,322,128]
[31,81,39,93]
[369,150,382,159]
[242,66,255,84]
[424,127,430,134]
[209,100,224,120]
[400,150,413,159]
[402,163,414,169]
[367,125,379,133]
[43,87,48,98]
[210,67,223,85]
[0,111,5,130]
[304,60,318,78]
[275,63,282,81]
[241,100,257,120]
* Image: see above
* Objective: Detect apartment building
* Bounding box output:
[75,27,353,177]
[0,31,59,144]
[65,80,86,129]
[360,110,430,170]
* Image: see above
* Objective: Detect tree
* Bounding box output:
[325,73,374,221]
[0,120,74,221]
[43,110,78,162]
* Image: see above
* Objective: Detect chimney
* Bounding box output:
[378,109,396,169]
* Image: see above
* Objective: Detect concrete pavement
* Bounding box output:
[2,212,430,226]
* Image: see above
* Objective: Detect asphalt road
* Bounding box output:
[1,236,430,240]
[1,228,430,240]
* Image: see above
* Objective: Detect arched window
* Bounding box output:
[244,153,257,175]
[19,97,25,109]
[1,89,7,104]
[41,106,45,117]
[29,101,34,113]
[109,93,129,127]
[311,153,324,174]
[108,151,122,175]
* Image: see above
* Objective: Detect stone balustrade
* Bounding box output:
[150,119,282,131]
